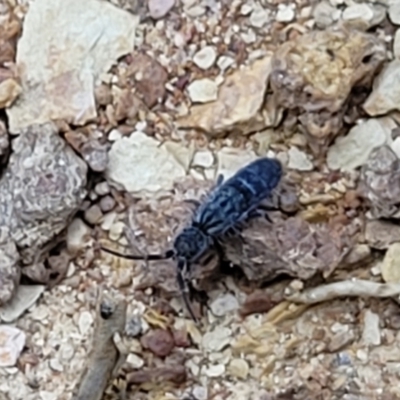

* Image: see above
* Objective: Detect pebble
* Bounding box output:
[364,60,400,116]
[313,1,341,28]
[327,118,394,171]
[193,46,217,70]
[395,30,400,59]
[59,343,75,362]
[202,327,231,352]
[250,6,270,28]
[108,129,123,141]
[192,385,208,400]
[276,4,295,22]
[141,329,174,357]
[148,0,175,19]
[0,285,46,323]
[49,358,63,372]
[217,56,235,71]
[381,242,400,283]
[389,2,400,25]
[192,150,214,168]
[100,212,117,232]
[108,221,125,241]
[210,293,239,317]
[126,315,143,337]
[356,349,368,362]
[342,3,374,22]
[94,181,110,196]
[187,78,218,103]
[0,325,26,367]
[126,353,144,369]
[362,310,381,346]
[287,146,313,171]
[99,195,116,212]
[66,218,91,254]
[106,132,186,193]
[84,205,103,225]
[78,311,93,336]
[228,358,249,379]
[204,363,225,377]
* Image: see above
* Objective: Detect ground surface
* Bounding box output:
[1,0,400,400]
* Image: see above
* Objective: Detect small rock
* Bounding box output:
[356,349,368,362]
[342,4,374,22]
[106,132,187,194]
[250,5,270,28]
[204,363,225,377]
[99,195,116,212]
[84,205,103,225]
[129,53,168,108]
[0,325,26,367]
[202,326,231,352]
[362,310,381,346]
[141,329,174,357]
[0,285,45,323]
[0,239,20,306]
[49,358,64,372]
[126,315,142,337]
[0,79,21,108]
[364,60,400,116]
[187,78,218,103]
[66,218,91,254]
[193,46,217,70]
[178,57,273,137]
[192,386,208,400]
[328,331,355,352]
[327,118,394,171]
[313,1,341,28]
[210,293,239,317]
[94,181,110,196]
[389,2,400,25]
[78,311,93,336]
[276,4,295,22]
[81,140,108,172]
[108,129,123,141]
[287,146,313,171]
[394,30,400,59]
[217,56,235,71]
[148,0,175,19]
[126,353,144,369]
[192,150,214,169]
[381,242,400,283]
[217,148,258,181]
[227,358,249,379]
[59,343,75,362]
[365,220,400,250]
[108,221,125,241]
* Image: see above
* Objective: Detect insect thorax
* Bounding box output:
[173,226,212,262]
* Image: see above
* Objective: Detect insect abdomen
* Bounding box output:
[195,157,282,234]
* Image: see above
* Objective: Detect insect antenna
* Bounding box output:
[177,259,198,323]
[100,245,174,261]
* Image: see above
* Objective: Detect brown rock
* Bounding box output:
[270,27,385,154]
[359,145,400,219]
[127,52,168,108]
[365,220,400,249]
[141,329,175,357]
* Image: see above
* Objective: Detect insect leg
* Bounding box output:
[216,174,224,186]
[100,246,174,261]
[176,260,198,322]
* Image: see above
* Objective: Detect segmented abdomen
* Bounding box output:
[194,157,282,235]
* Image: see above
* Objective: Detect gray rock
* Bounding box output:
[0,122,87,286]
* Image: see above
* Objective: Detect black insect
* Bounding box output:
[101,157,283,321]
